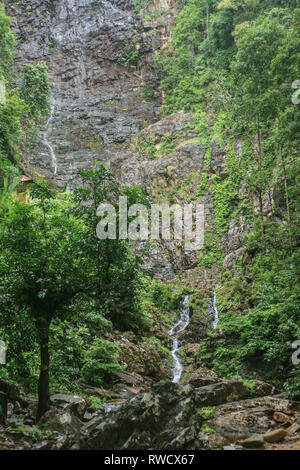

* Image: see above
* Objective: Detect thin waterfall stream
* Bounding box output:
[212,290,219,329]
[168,295,191,383]
[43,103,58,175]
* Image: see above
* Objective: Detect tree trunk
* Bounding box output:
[0,378,20,425]
[36,318,50,422]
[0,379,9,425]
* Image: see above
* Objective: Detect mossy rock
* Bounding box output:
[189,294,210,324]
[85,137,103,149]
[200,406,216,420]
[201,423,216,434]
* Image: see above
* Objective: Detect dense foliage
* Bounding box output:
[0,0,299,424]
[159,0,300,395]
[0,4,50,207]
[0,3,151,419]
[0,165,149,418]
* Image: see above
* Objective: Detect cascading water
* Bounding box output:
[168,295,191,383]
[43,102,58,175]
[211,291,219,329]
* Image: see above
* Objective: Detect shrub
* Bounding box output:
[81,338,121,387]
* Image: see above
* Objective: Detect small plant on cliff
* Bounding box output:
[139,85,156,102]
[117,34,140,68]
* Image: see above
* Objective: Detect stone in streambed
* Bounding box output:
[50,394,87,419]
[183,367,220,387]
[286,422,300,435]
[240,434,265,449]
[263,428,287,443]
[208,433,230,450]
[80,382,209,450]
[273,411,293,424]
[195,380,249,406]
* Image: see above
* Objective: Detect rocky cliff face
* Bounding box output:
[5,0,275,273]
[1,2,297,452]
[4,0,256,280]
[4,0,177,187]
[3,378,300,450]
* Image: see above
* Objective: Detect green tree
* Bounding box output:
[230,16,286,235]
[20,63,51,122]
[81,337,121,387]
[0,89,27,162]
[0,184,91,419]
[71,163,147,331]
[0,166,147,419]
[0,3,16,79]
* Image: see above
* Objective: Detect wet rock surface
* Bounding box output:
[3,0,174,187]
[80,382,209,450]
[182,367,220,388]
[206,395,300,448]
[1,0,297,453]
[3,0,252,276]
[1,379,299,450]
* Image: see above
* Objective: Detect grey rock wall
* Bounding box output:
[4,0,168,186]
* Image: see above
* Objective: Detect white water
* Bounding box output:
[212,291,219,329]
[102,402,122,414]
[168,295,191,383]
[43,103,58,175]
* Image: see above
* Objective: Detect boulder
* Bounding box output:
[195,380,250,406]
[25,398,38,420]
[273,411,293,425]
[263,429,287,443]
[184,343,201,357]
[115,371,148,387]
[241,434,264,449]
[223,444,243,450]
[223,248,245,270]
[208,434,230,450]
[286,422,300,435]
[251,380,275,397]
[32,440,53,451]
[50,394,87,419]
[38,407,83,439]
[183,367,220,388]
[0,379,22,423]
[264,396,293,413]
[80,382,209,450]
[208,397,275,442]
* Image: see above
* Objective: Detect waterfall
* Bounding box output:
[212,291,219,329]
[168,294,191,383]
[43,103,58,175]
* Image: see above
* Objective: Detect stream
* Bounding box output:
[43,103,58,175]
[212,291,219,329]
[168,291,219,383]
[168,295,191,383]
